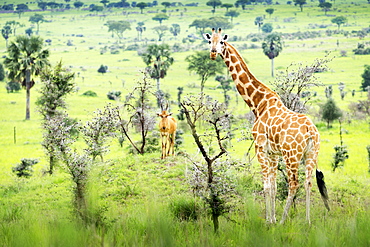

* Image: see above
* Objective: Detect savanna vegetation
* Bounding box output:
[1,0,370,246]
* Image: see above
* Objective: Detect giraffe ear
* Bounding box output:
[222,34,229,42]
[203,33,211,41]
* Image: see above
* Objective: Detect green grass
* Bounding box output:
[1,0,370,246]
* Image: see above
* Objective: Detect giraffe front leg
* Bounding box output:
[256,146,275,224]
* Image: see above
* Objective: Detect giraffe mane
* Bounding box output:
[224,41,279,98]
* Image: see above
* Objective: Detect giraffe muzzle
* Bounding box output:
[210,52,217,60]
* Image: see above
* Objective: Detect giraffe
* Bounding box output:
[203,28,330,224]
[157,103,177,159]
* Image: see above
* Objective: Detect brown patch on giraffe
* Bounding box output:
[236,84,246,95]
[229,65,235,72]
[287,129,296,136]
[253,93,263,106]
[239,72,249,84]
[231,55,238,63]
[300,125,308,133]
[246,85,254,96]
[291,122,299,128]
[298,118,306,125]
[275,118,283,125]
[235,64,242,73]
[225,61,230,67]
[232,73,237,81]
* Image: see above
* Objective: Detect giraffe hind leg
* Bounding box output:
[280,156,300,224]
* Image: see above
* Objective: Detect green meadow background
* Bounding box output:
[0,0,370,246]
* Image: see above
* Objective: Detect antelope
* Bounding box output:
[157,104,177,159]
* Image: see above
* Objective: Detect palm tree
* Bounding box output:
[4,35,50,120]
[262,33,283,77]
[141,44,174,92]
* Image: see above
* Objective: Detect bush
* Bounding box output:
[107,90,121,100]
[82,90,97,97]
[6,81,21,93]
[12,158,38,178]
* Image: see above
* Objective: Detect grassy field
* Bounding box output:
[1,0,370,246]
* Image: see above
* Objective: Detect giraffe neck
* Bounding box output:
[221,42,279,117]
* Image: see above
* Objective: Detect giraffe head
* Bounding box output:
[203,28,229,60]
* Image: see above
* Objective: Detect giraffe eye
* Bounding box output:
[220,41,224,45]
[208,41,211,44]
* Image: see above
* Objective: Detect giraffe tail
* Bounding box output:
[316,169,330,211]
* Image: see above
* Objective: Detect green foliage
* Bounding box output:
[361,64,370,91]
[152,13,169,25]
[261,23,273,33]
[321,98,343,128]
[107,90,121,100]
[170,196,201,221]
[293,0,307,12]
[3,35,50,120]
[332,145,349,172]
[82,90,97,97]
[331,16,347,30]
[97,65,108,74]
[185,51,224,93]
[5,80,21,93]
[12,158,38,178]
[104,20,131,40]
[265,8,275,18]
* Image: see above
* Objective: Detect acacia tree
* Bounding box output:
[29,14,44,34]
[185,51,224,93]
[117,71,157,155]
[104,20,131,42]
[141,44,174,91]
[271,56,331,113]
[262,33,283,77]
[136,2,147,14]
[37,62,76,174]
[265,8,275,18]
[153,25,169,41]
[82,104,119,162]
[152,13,169,25]
[206,0,222,14]
[4,35,50,120]
[235,0,250,10]
[293,0,307,12]
[331,16,347,31]
[319,2,332,15]
[181,94,236,232]
[225,10,239,24]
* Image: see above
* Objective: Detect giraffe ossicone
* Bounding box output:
[203,27,330,224]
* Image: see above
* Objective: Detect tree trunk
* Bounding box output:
[212,214,219,232]
[271,58,275,77]
[25,70,31,120]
